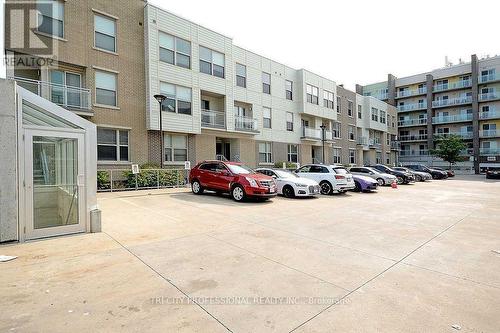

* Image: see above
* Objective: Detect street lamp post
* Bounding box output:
[320,124,326,164]
[153,94,166,168]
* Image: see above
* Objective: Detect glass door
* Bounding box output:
[25,129,85,240]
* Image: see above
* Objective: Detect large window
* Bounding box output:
[160,82,192,115]
[380,110,386,124]
[236,63,246,88]
[348,126,355,141]
[200,46,224,78]
[159,32,191,69]
[332,148,341,164]
[371,107,379,121]
[37,0,64,38]
[357,105,362,119]
[286,112,294,131]
[287,144,298,162]
[323,90,334,109]
[97,128,129,161]
[349,149,356,164]
[306,84,319,104]
[262,72,271,94]
[94,14,116,52]
[286,80,293,100]
[263,107,272,129]
[95,70,117,106]
[259,142,272,163]
[164,134,188,162]
[332,122,341,138]
[348,100,353,117]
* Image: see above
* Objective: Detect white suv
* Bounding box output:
[295,164,355,195]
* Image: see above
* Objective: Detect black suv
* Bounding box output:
[370,164,415,184]
[406,164,448,179]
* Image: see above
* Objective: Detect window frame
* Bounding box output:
[164,133,188,163]
[262,72,271,94]
[259,142,272,163]
[159,31,192,69]
[287,144,298,163]
[380,110,386,124]
[332,147,342,164]
[306,84,319,105]
[263,107,272,129]
[349,149,356,164]
[199,45,225,78]
[159,82,192,115]
[323,90,334,109]
[371,107,379,121]
[332,122,341,139]
[97,128,129,162]
[36,0,65,38]
[94,13,117,53]
[286,112,294,131]
[95,70,118,107]
[235,63,247,88]
[285,80,293,100]
[347,100,353,117]
[336,96,341,113]
[357,105,362,119]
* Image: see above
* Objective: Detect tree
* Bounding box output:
[430,134,467,169]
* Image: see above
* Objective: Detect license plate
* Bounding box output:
[269,185,276,193]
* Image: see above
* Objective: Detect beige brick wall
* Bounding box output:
[299,144,312,165]
[194,134,216,163]
[240,139,257,167]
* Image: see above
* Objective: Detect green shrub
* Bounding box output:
[123,168,185,188]
[273,161,298,169]
[97,171,111,190]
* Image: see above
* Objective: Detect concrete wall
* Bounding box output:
[0,80,18,242]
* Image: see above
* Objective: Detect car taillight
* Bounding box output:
[335,175,345,180]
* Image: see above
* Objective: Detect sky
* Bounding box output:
[150,0,500,90]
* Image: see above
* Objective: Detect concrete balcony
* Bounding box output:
[400,150,429,157]
[479,73,499,84]
[478,92,499,101]
[480,148,500,155]
[234,115,258,132]
[369,138,382,149]
[390,141,400,150]
[396,87,427,98]
[201,109,225,129]
[434,132,473,139]
[397,102,427,112]
[357,136,368,145]
[432,113,472,124]
[479,129,500,138]
[11,76,91,112]
[432,96,472,108]
[479,110,500,120]
[399,134,428,142]
[433,80,472,92]
[398,118,427,127]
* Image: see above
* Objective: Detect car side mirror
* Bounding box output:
[369,172,374,175]
[272,175,277,179]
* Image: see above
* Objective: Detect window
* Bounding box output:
[391,116,396,128]
[259,142,272,163]
[164,134,187,162]
[347,100,353,117]
[37,0,64,38]
[160,82,192,115]
[306,84,319,104]
[199,46,225,78]
[236,63,246,87]
[332,148,341,164]
[357,105,362,119]
[371,107,379,121]
[97,128,129,161]
[287,144,298,162]
[262,72,271,94]
[332,122,341,138]
[286,80,293,100]
[94,14,116,53]
[50,70,82,107]
[323,90,334,109]
[286,112,294,131]
[348,126,355,141]
[336,96,341,113]
[380,110,386,124]
[95,70,117,106]
[263,107,272,128]
[376,152,382,164]
[159,32,191,69]
[386,152,390,164]
[349,150,356,164]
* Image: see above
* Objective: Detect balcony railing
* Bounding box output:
[201,109,225,129]
[390,141,400,150]
[396,87,427,98]
[234,115,258,132]
[480,148,500,155]
[397,102,427,112]
[432,113,473,124]
[479,129,500,138]
[301,126,321,139]
[478,92,499,101]
[398,118,427,126]
[357,136,368,145]
[479,110,499,120]
[460,148,474,156]
[400,150,429,157]
[432,96,472,108]
[433,80,472,92]
[479,73,499,83]
[434,132,473,139]
[399,134,428,141]
[369,138,382,149]
[11,76,91,110]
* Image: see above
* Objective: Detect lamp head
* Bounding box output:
[154,94,166,104]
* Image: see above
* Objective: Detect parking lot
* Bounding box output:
[1,175,500,332]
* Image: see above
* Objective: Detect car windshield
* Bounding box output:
[333,167,350,174]
[274,170,299,178]
[365,167,379,173]
[227,164,254,174]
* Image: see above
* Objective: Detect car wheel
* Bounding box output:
[319,181,333,195]
[354,181,362,192]
[396,176,404,184]
[376,178,385,186]
[282,185,295,198]
[231,184,246,202]
[191,180,204,194]
[415,175,422,182]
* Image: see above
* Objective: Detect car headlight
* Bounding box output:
[295,183,308,188]
[245,177,258,187]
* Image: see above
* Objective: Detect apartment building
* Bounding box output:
[357,54,500,173]
[144,4,398,168]
[5,0,148,169]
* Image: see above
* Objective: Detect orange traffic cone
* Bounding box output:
[391,180,398,189]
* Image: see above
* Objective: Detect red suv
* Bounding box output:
[189,161,277,201]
